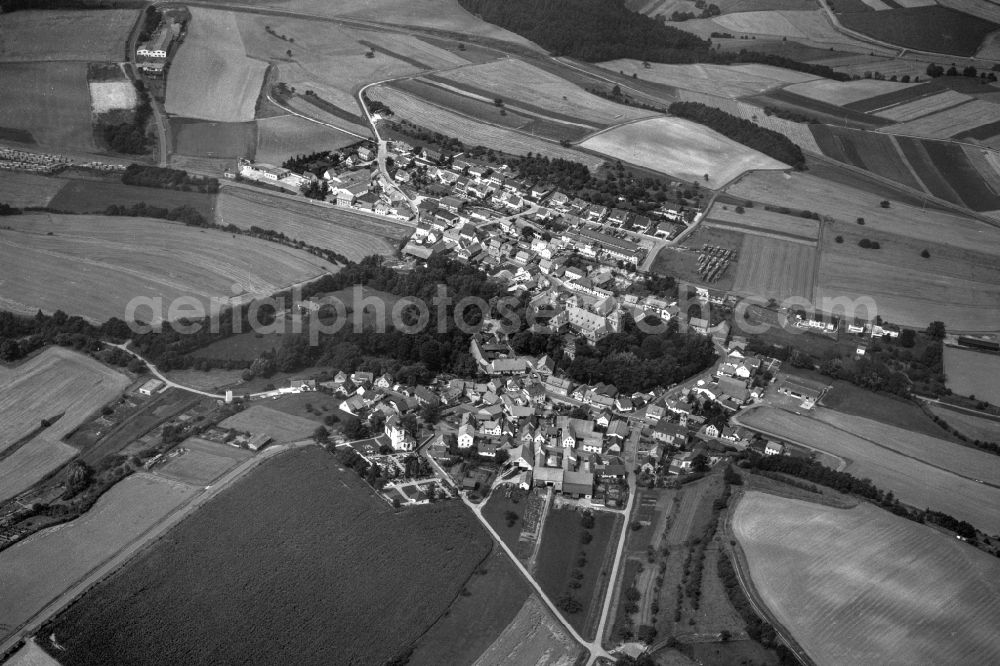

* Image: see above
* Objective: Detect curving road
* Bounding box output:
[105,341,226,399]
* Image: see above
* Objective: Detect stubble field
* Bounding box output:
[40,447,494,666]
[734,491,1000,666]
[731,235,816,302]
[0,214,335,323]
[881,100,1000,141]
[0,436,79,503]
[471,594,585,666]
[874,90,971,122]
[707,204,819,241]
[0,473,199,646]
[89,81,137,115]
[580,116,787,185]
[0,9,138,63]
[599,60,817,98]
[737,407,1000,534]
[166,8,268,122]
[782,78,917,106]
[215,188,408,259]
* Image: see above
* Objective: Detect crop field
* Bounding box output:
[218,405,319,443]
[707,204,819,241]
[166,8,267,122]
[731,235,816,302]
[436,59,657,125]
[748,88,892,129]
[0,9,138,63]
[874,89,971,122]
[927,402,1000,442]
[89,81,136,114]
[48,178,217,219]
[781,78,917,107]
[40,447,494,665]
[942,0,1000,23]
[154,437,253,487]
[367,86,605,168]
[0,213,334,323]
[727,168,998,253]
[881,100,1000,140]
[0,62,96,152]
[471,594,584,666]
[171,117,257,159]
[216,188,407,258]
[843,79,960,113]
[944,346,1000,405]
[0,436,78,503]
[894,135,1000,211]
[838,6,998,57]
[711,9,847,42]
[0,347,129,454]
[809,126,923,191]
[600,60,815,98]
[0,172,68,208]
[0,473,198,645]
[256,114,360,164]
[734,491,1000,666]
[737,408,1000,533]
[582,116,787,185]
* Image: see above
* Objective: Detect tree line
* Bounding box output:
[457,0,849,80]
[668,101,806,169]
[122,164,219,193]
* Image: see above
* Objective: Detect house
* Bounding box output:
[480,420,502,437]
[716,376,750,404]
[652,421,687,447]
[644,403,666,424]
[352,371,374,386]
[374,373,393,390]
[606,420,629,441]
[247,433,272,452]
[414,386,440,408]
[562,470,593,498]
[138,378,164,396]
[357,146,374,161]
[340,394,366,415]
[545,375,574,396]
[385,414,416,451]
[614,395,634,412]
[764,441,786,456]
[777,376,828,408]
[457,423,476,448]
[478,441,498,458]
[668,451,696,475]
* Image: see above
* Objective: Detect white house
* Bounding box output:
[457,423,475,448]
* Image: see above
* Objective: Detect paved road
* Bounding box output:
[0,443,313,656]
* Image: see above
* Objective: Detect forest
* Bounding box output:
[458,0,849,80]
[668,102,806,169]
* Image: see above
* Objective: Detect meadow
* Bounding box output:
[256,114,360,164]
[154,437,253,487]
[0,172,68,208]
[48,178,217,219]
[0,62,96,152]
[0,214,335,323]
[215,188,408,259]
[737,407,1000,534]
[165,8,267,122]
[707,204,819,241]
[0,347,129,454]
[731,235,816,302]
[40,447,493,666]
[734,491,1000,666]
[0,473,199,646]
[171,118,257,160]
[0,9,138,63]
[583,116,786,185]
[943,346,1000,405]
[218,405,320,443]
[781,78,917,107]
[367,85,606,169]
[926,403,1000,443]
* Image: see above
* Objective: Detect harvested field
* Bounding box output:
[707,203,819,240]
[89,81,137,114]
[0,347,129,454]
[841,79,944,112]
[40,447,493,666]
[0,9,138,63]
[216,188,407,258]
[154,437,253,487]
[171,117,257,159]
[367,86,605,168]
[944,346,1000,405]
[472,594,585,666]
[600,60,816,98]
[48,178,217,219]
[0,214,335,323]
[0,62,96,151]
[838,6,998,57]
[581,116,787,184]
[256,114,360,164]
[727,169,997,253]
[927,402,1000,442]
[737,407,1000,533]
[734,491,1000,666]
[436,59,658,125]
[880,100,1000,140]
[218,405,318,443]
[874,89,971,122]
[0,473,198,645]
[0,172,68,208]
[166,8,267,122]
[0,436,77,503]
[782,78,918,106]
[731,235,816,302]
[712,9,846,42]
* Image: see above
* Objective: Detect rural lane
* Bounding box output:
[0,442,314,656]
[105,342,226,399]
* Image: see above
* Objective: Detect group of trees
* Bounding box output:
[96,81,153,155]
[0,309,132,363]
[668,101,806,169]
[457,0,849,80]
[102,203,208,226]
[122,164,219,193]
[927,63,998,81]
